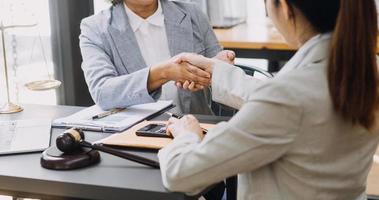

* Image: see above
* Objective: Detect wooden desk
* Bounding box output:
[214,20,379,72]
[214,20,295,72]
[214,20,294,51]
[0,104,226,200]
[0,104,377,199]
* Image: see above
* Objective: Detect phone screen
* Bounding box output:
[136,124,172,138]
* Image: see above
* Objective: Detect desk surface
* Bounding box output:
[214,20,379,54]
[0,104,229,200]
[0,104,378,199]
[214,20,295,51]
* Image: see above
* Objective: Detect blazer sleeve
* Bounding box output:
[211,60,263,109]
[158,80,303,195]
[79,19,158,110]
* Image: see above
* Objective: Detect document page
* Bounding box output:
[0,119,51,155]
[53,101,173,132]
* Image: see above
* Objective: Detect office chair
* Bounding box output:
[211,64,274,117]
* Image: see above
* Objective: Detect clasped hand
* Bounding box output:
[164,51,234,139]
[173,50,235,91]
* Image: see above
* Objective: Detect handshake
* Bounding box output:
[163,50,235,92]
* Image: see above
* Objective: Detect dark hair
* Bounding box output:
[276,0,378,129]
[109,0,123,5]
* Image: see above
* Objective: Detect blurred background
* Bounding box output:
[0,0,378,199]
[0,0,267,111]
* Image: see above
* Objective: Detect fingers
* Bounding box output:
[166,115,202,138]
[186,63,211,79]
[226,50,236,58]
[188,75,210,86]
[176,53,214,71]
[183,81,190,89]
[227,50,236,62]
[175,82,182,88]
[214,50,236,64]
[168,117,179,126]
[194,83,204,90]
[186,70,211,86]
[185,114,197,122]
[178,80,205,92]
[189,81,196,90]
[183,63,211,85]
[175,81,205,92]
[166,124,175,137]
[169,53,214,88]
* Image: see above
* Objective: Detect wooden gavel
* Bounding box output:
[56,128,160,169]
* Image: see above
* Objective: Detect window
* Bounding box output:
[0,0,57,106]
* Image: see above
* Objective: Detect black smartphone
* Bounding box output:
[136,123,172,138]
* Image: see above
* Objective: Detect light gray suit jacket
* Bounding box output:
[158,35,379,199]
[79,0,221,114]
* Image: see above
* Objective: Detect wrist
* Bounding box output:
[147,64,170,92]
[151,63,170,82]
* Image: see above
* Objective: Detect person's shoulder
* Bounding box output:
[81,6,113,32]
[165,0,206,21]
[252,64,327,107]
[167,0,201,13]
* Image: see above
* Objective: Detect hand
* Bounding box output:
[214,50,235,64]
[148,56,211,92]
[173,53,216,74]
[175,81,205,92]
[173,53,217,92]
[167,115,203,139]
[174,51,235,92]
[165,56,211,86]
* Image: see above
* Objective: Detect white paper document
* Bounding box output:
[52,101,173,133]
[0,119,51,155]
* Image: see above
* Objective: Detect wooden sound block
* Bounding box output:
[41,146,100,170]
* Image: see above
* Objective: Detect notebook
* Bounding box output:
[0,119,51,155]
[52,101,173,133]
[97,121,216,150]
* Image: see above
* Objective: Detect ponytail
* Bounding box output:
[328,0,378,129]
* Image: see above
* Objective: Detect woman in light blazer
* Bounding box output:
[79,0,234,114]
[158,0,379,199]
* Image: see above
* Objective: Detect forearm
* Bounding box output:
[147,64,169,93]
[158,99,300,195]
[212,60,262,110]
[91,68,158,110]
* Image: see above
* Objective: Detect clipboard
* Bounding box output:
[96,121,216,150]
[52,101,173,133]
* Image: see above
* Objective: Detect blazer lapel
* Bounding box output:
[108,4,147,73]
[162,0,195,113]
[162,0,194,56]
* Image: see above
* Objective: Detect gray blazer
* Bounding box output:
[158,34,379,199]
[79,0,221,113]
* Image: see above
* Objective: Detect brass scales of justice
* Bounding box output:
[0,20,61,114]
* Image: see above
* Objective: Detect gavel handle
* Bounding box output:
[80,141,160,169]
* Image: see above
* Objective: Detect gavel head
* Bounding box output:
[56,128,85,153]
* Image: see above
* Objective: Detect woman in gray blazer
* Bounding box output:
[159,0,379,199]
[79,0,234,114]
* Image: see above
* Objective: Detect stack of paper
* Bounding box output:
[53,101,173,133]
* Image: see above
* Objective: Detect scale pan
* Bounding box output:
[25,80,61,91]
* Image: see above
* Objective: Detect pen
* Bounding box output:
[92,108,125,120]
[165,112,182,119]
[165,112,208,134]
